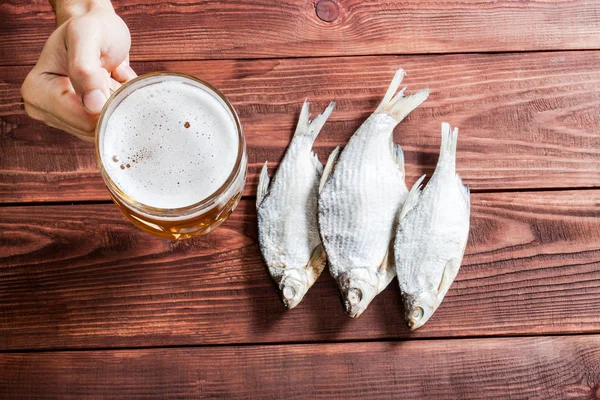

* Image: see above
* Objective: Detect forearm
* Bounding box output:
[49,0,113,26]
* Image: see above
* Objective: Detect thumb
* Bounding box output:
[72,64,111,115]
[67,35,111,115]
[65,15,130,114]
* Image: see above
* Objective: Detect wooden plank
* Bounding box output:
[1,336,600,399]
[2,0,600,66]
[1,190,599,350]
[2,51,600,203]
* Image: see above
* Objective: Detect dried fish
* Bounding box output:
[257,100,335,309]
[394,123,470,330]
[318,70,429,317]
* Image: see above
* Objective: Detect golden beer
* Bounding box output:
[96,72,246,239]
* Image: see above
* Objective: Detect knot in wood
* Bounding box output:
[316,0,339,23]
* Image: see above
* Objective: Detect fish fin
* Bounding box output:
[437,122,459,174]
[311,151,324,174]
[399,174,426,220]
[456,173,471,209]
[375,69,429,123]
[306,243,327,286]
[376,247,396,293]
[393,144,405,176]
[256,161,270,209]
[319,146,341,193]
[294,100,335,142]
[437,257,461,296]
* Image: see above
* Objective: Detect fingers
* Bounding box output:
[41,111,96,143]
[25,101,95,142]
[22,68,98,139]
[108,76,122,94]
[66,21,110,114]
[112,60,137,83]
[22,68,130,141]
[65,11,132,114]
[22,8,134,141]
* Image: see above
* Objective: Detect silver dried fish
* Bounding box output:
[318,70,429,318]
[394,123,470,330]
[257,100,335,309]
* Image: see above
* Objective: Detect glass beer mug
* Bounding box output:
[96,72,247,239]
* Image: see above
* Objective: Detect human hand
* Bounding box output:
[21,0,137,142]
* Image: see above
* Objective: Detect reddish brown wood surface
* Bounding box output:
[3,1,600,396]
[2,0,600,66]
[1,190,598,350]
[2,51,600,203]
[2,336,600,399]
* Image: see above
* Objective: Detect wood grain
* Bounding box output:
[1,190,599,350]
[2,336,600,399]
[2,51,600,203]
[2,0,600,65]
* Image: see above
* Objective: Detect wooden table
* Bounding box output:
[1,1,600,398]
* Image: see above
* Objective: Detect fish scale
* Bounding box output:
[318,69,429,318]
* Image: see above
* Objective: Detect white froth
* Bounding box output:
[101,80,239,209]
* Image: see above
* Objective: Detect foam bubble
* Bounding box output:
[101,80,238,209]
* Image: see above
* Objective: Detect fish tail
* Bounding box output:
[375,69,429,123]
[294,100,335,142]
[438,122,459,173]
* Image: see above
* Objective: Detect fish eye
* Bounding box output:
[411,306,424,321]
[282,285,297,300]
[347,288,363,305]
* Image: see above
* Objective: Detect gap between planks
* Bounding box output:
[4,47,600,69]
[0,186,598,208]
[2,331,600,355]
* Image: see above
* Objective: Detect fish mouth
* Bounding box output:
[345,306,365,318]
[406,317,423,331]
[406,317,426,331]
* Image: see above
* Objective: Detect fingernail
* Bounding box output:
[83,89,107,114]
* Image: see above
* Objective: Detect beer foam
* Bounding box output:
[100,79,239,209]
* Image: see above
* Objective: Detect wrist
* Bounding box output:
[51,0,114,26]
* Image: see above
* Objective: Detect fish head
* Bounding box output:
[278,269,310,309]
[338,269,379,318]
[403,291,438,330]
